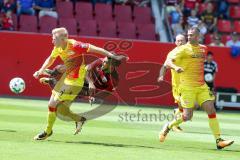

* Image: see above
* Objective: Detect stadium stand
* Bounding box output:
[98,21,117,38]
[56,1,74,19]
[114,5,132,23]
[59,18,78,35]
[94,3,113,22]
[39,16,57,33]
[19,15,38,33]
[137,23,156,40]
[1,1,157,41]
[133,6,152,24]
[78,19,97,37]
[118,22,137,39]
[75,2,94,21]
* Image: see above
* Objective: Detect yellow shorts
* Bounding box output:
[179,83,215,108]
[172,86,180,103]
[52,65,86,101]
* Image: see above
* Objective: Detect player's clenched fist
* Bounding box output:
[33,70,43,79]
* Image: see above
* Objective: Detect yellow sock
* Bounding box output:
[208,115,221,139]
[45,108,57,135]
[169,116,184,129]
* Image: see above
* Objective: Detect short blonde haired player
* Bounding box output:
[33,27,126,140]
[159,27,234,150]
[157,34,186,132]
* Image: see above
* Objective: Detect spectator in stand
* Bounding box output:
[209,35,224,47]
[169,4,184,37]
[1,10,13,30]
[187,9,199,27]
[183,0,200,17]
[92,0,112,5]
[114,0,127,5]
[114,0,149,7]
[33,0,58,18]
[172,17,184,37]
[201,3,217,33]
[226,32,240,47]
[17,0,35,16]
[170,4,182,24]
[1,0,16,13]
[135,0,150,7]
[216,0,229,19]
[114,0,136,6]
[197,20,207,43]
[165,0,183,14]
[198,20,207,34]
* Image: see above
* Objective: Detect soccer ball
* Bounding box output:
[9,77,26,94]
[204,73,213,82]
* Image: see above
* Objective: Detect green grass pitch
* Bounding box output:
[0,97,239,160]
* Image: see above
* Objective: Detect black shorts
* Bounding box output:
[206,82,214,91]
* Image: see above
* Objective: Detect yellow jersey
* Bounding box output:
[164,47,181,88]
[50,39,90,79]
[171,43,208,87]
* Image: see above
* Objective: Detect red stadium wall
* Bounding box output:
[0,31,240,107]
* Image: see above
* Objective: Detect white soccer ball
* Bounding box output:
[9,77,26,94]
[204,73,213,82]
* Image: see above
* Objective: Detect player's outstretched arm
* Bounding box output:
[88,44,127,61]
[158,65,168,82]
[33,56,56,79]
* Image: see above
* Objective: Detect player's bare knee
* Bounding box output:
[182,111,192,121]
[182,108,193,121]
[182,110,193,121]
[182,114,192,121]
[202,100,216,115]
[206,106,216,115]
[48,99,59,108]
[48,94,58,106]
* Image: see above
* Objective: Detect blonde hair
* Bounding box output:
[52,27,68,39]
[176,34,185,41]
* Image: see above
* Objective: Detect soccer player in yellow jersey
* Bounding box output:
[157,34,186,132]
[159,27,234,149]
[33,27,126,140]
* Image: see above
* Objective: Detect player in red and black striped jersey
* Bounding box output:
[40,55,121,97]
[86,57,120,92]
[85,56,121,105]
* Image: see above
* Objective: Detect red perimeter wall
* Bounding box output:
[0,31,240,107]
